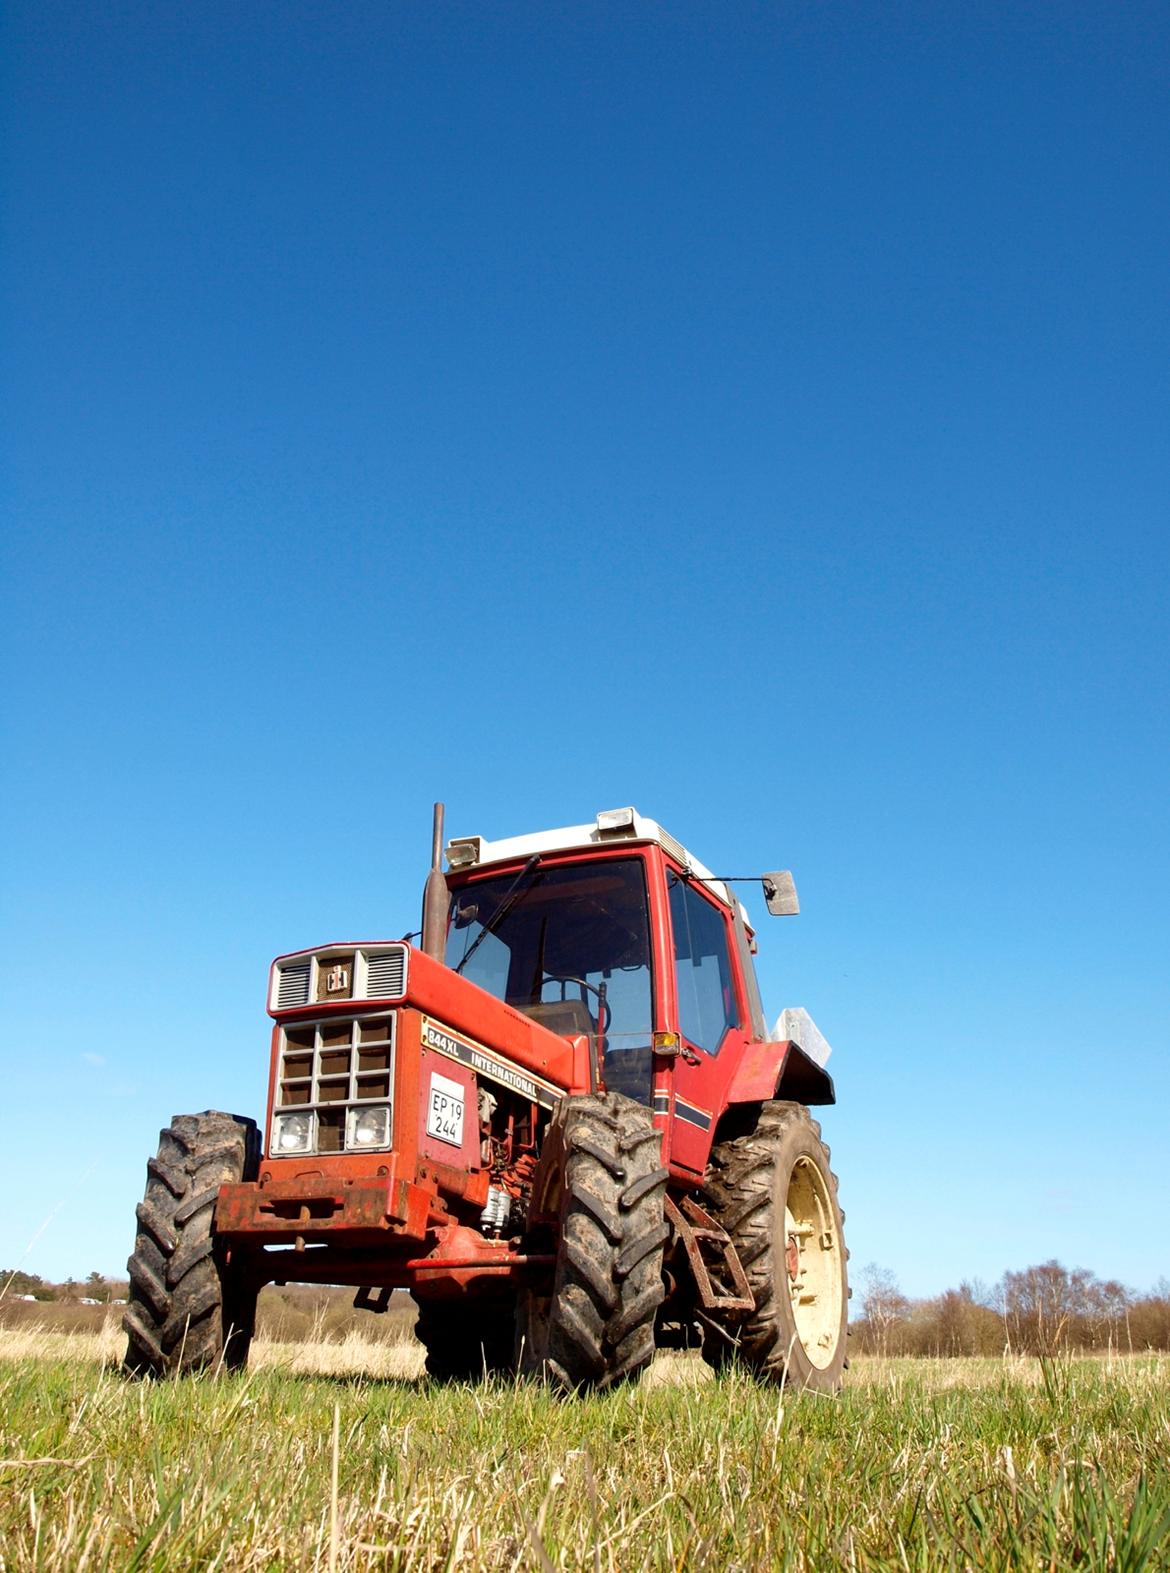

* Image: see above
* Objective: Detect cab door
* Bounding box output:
[659,867,751,1175]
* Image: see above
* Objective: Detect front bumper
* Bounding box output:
[214,1173,433,1245]
[212,1180,553,1294]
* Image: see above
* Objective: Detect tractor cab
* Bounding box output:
[440,808,805,1129]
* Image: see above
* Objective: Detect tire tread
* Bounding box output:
[520,1092,667,1392]
[122,1110,257,1378]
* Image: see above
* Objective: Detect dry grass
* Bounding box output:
[1,1325,1168,1570]
[0,1319,429,1382]
[0,1324,719,1384]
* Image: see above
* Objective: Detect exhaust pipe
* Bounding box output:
[420,802,448,963]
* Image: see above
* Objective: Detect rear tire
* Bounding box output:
[700,1100,847,1392]
[412,1296,516,1381]
[123,1111,259,1378]
[516,1092,668,1391]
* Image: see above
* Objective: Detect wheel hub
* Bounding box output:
[785,1232,800,1283]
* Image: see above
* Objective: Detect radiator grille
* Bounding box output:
[275,960,311,1008]
[275,1014,396,1154]
[363,946,406,999]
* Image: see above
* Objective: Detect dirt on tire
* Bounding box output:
[123,1110,258,1378]
[700,1099,847,1392]
[517,1091,669,1391]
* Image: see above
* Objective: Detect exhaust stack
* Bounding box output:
[420,802,448,963]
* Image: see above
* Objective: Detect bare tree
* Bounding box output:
[861,1263,911,1356]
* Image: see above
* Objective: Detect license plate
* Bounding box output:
[426,1072,465,1147]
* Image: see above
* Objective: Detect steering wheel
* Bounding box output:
[540,974,613,1035]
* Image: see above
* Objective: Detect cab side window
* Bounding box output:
[668,871,739,1055]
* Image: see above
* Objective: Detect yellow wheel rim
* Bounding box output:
[783,1155,844,1370]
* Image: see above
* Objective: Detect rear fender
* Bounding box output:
[722,1038,835,1109]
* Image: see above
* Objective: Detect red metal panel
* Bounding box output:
[213,1165,433,1246]
[655,862,755,1176]
[265,945,591,1093]
[404,947,587,1091]
[219,1213,548,1296]
[403,1222,540,1296]
[418,1045,481,1170]
[263,1020,279,1152]
[723,1038,791,1105]
[255,1150,404,1186]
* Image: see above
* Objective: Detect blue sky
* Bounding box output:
[2,1,1167,1298]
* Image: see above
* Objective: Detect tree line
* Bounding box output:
[7,1261,1169,1355]
[855,1261,1170,1356]
[1,1270,128,1304]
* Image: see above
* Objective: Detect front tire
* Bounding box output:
[516,1092,668,1391]
[123,1111,259,1378]
[700,1101,847,1392]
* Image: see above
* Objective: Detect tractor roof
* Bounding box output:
[445,808,742,913]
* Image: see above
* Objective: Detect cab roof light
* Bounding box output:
[445,837,481,869]
[595,807,636,835]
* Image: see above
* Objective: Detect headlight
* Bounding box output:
[347,1105,391,1150]
[273,1112,313,1153]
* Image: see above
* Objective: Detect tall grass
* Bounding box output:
[1,1327,1167,1570]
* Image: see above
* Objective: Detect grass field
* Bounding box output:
[1,1324,1167,1571]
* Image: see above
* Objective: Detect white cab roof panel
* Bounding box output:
[446,807,743,913]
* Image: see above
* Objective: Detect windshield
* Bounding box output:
[446,857,653,1103]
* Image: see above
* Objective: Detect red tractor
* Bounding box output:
[124,807,848,1391]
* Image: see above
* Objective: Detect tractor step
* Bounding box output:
[665,1193,755,1314]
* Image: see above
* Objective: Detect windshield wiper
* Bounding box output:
[454,856,542,975]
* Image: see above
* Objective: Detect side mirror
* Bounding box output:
[762,870,799,916]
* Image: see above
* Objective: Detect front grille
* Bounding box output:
[363,947,406,999]
[274,1013,395,1153]
[275,960,311,1008]
[270,943,408,1015]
